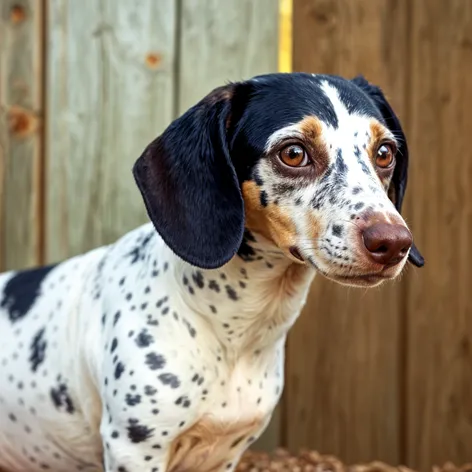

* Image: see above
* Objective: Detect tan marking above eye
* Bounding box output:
[376,143,395,168]
[279,144,309,167]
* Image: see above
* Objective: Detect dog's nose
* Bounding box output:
[362,223,412,266]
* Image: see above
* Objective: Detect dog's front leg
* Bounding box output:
[100,416,172,472]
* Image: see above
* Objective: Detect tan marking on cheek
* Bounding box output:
[307,212,322,244]
[242,181,298,248]
[298,116,330,177]
[367,120,389,165]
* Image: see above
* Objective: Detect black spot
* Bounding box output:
[225,285,238,301]
[50,383,75,414]
[231,435,245,448]
[183,318,196,338]
[9,413,16,422]
[113,311,121,326]
[110,338,118,353]
[208,280,220,293]
[135,329,154,348]
[1,264,56,322]
[145,385,157,396]
[192,271,204,289]
[158,373,180,389]
[126,231,154,264]
[127,419,155,443]
[237,230,258,262]
[114,362,125,379]
[161,307,169,315]
[175,396,191,408]
[352,186,362,195]
[209,305,217,314]
[125,394,141,406]
[335,149,348,174]
[260,191,268,207]
[332,225,343,237]
[29,327,47,372]
[188,286,195,295]
[354,202,364,210]
[145,352,166,371]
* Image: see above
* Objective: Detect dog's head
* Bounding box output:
[133,73,424,287]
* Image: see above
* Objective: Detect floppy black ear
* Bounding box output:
[132,85,245,269]
[351,75,424,268]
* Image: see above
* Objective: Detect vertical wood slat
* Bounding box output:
[45,0,177,263]
[405,0,472,469]
[177,0,280,452]
[177,0,279,114]
[286,0,409,464]
[0,0,44,271]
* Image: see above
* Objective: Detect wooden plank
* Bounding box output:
[45,0,177,262]
[405,0,472,469]
[286,0,409,463]
[0,0,44,271]
[178,0,280,450]
[177,0,279,114]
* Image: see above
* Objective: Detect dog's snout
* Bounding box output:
[362,223,412,266]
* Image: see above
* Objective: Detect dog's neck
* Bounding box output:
[166,229,316,354]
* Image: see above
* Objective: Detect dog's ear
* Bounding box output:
[132,84,245,269]
[351,75,424,268]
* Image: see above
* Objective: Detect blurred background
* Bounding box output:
[1,0,471,470]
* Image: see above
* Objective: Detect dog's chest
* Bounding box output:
[167,354,283,471]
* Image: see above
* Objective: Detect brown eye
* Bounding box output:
[376,144,395,169]
[279,144,309,167]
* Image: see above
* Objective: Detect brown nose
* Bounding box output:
[362,223,413,266]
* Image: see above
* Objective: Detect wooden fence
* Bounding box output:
[1,1,472,471]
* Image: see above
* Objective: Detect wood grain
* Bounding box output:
[287,0,409,463]
[177,0,280,451]
[0,0,44,271]
[405,0,472,468]
[45,0,177,262]
[177,0,279,114]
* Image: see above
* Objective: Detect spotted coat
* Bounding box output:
[0,73,423,472]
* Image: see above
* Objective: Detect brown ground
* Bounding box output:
[236,449,472,472]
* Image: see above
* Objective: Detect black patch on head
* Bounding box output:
[127,419,154,443]
[158,373,180,389]
[1,264,57,322]
[50,383,75,414]
[135,329,154,348]
[145,352,166,371]
[30,328,47,372]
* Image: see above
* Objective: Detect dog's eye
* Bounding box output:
[279,145,309,167]
[376,144,395,169]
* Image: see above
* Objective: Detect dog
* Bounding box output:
[0,72,424,472]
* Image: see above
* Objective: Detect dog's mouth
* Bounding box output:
[326,272,391,287]
[306,256,400,287]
